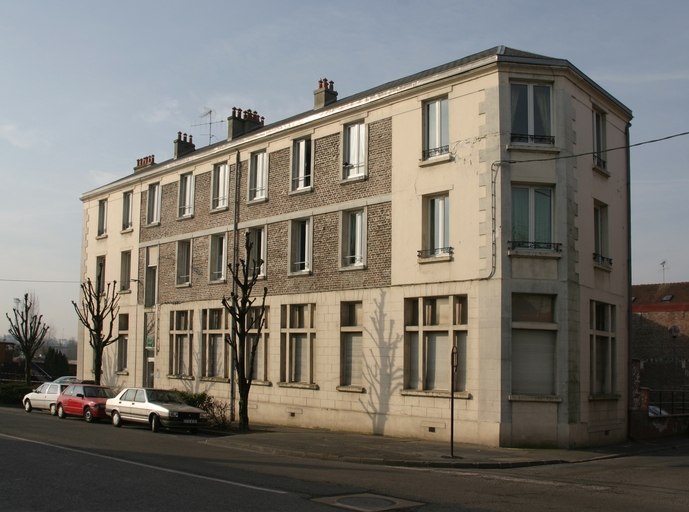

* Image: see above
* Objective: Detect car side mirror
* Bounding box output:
[77,393,84,398]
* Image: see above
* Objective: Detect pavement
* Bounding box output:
[204,423,689,469]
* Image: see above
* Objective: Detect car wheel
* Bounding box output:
[84,407,94,423]
[111,410,122,428]
[49,404,57,416]
[151,414,161,433]
[189,428,199,435]
[24,400,32,413]
[57,404,66,419]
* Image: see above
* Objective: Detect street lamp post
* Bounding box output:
[450,344,458,458]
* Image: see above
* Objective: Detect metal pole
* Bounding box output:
[230,151,240,423]
[450,344,458,458]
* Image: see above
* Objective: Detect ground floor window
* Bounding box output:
[280,304,316,385]
[170,310,193,377]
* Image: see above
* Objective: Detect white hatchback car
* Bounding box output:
[23,381,74,415]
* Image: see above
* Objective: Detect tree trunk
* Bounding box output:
[93,345,102,385]
[237,382,250,432]
[24,359,31,387]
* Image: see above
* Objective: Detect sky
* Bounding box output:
[1,0,688,340]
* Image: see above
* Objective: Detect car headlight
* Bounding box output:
[200,412,208,419]
[169,411,178,418]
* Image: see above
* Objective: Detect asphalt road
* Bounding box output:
[1,406,688,511]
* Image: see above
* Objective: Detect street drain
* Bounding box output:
[312,493,424,511]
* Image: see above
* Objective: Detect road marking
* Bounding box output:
[0,433,286,494]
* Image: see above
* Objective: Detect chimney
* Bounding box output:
[174,132,196,159]
[134,155,155,172]
[227,107,264,141]
[313,78,337,110]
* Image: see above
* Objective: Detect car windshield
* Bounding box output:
[146,390,185,404]
[83,387,114,398]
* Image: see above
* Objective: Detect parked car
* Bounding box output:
[22,382,72,415]
[106,388,208,433]
[56,384,114,422]
[53,376,79,383]
[649,405,671,417]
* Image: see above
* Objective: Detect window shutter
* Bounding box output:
[512,329,555,394]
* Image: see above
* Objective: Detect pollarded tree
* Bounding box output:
[72,262,120,385]
[222,232,267,432]
[6,293,50,386]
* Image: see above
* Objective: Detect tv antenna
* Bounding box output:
[660,260,669,284]
[191,108,225,146]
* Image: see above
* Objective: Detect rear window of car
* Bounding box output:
[47,385,58,394]
[83,387,114,398]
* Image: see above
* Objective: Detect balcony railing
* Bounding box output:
[593,253,613,266]
[593,154,607,169]
[508,241,562,252]
[510,133,555,145]
[417,246,453,258]
[422,145,449,160]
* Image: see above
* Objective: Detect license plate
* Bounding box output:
[183,419,197,424]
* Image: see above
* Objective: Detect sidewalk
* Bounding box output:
[205,424,689,469]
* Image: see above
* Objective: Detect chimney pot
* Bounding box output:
[260,116,265,126]
[318,79,323,89]
[189,135,192,144]
[329,80,334,90]
[177,131,182,140]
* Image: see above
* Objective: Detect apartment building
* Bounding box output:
[78,46,632,448]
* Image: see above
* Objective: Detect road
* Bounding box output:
[1,406,688,511]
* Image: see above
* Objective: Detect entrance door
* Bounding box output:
[145,358,155,388]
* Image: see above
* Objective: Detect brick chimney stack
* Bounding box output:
[314,78,337,110]
[174,132,196,159]
[227,107,264,141]
[134,155,155,172]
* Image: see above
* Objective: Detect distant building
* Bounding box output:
[77,46,632,448]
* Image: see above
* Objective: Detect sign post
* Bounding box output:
[450,344,458,458]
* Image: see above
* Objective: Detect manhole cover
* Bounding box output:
[312,493,424,511]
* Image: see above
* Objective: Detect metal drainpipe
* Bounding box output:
[626,121,633,440]
[230,151,240,422]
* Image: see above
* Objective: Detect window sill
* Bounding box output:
[176,283,191,288]
[337,385,365,394]
[506,143,560,154]
[594,262,612,272]
[593,164,610,178]
[118,289,131,294]
[96,233,108,240]
[508,394,561,403]
[167,374,195,381]
[508,249,562,259]
[418,153,452,167]
[116,370,129,376]
[588,394,621,401]
[210,205,230,214]
[339,264,366,272]
[289,186,314,197]
[340,173,367,184]
[277,382,319,390]
[288,270,312,278]
[251,380,272,387]
[247,197,268,205]
[208,279,227,285]
[400,389,472,399]
[145,221,160,228]
[177,214,194,221]
[200,377,230,383]
[120,227,134,234]
[418,254,452,264]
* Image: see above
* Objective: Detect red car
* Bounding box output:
[56,384,114,422]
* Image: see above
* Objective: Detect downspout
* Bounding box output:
[230,151,240,422]
[626,122,633,439]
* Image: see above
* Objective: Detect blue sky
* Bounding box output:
[1,0,688,339]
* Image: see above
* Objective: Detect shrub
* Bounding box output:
[0,382,34,405]
[176,390,230,429]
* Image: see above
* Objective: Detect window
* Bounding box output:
[170,310,193,377]
[120,251,131,292]
[590,301,616,396]
[511,186,555,250]
[342,209,365,267]
[291,138,311,191]
[117,314,128,372]
[423,98,449,159]
[340,302,363,389]
[95,256,106,294]
[247,306,269,382]
[404,296,468,393]
[178,173,195,217]
[147,183,161,224]
[202,308,226,378]
[249,151,267,201]
[510,83,553,144]
[212,164,229,210]
[593,109,606,169]
[209,234,226,282]
[176,240,191,285]
[343,122,366,178]
[593,203,611,265]
[97,199,107,236]
[249,227,266,277]
[290,219,311,273]
[420,195,451,258]
[511,294,556,396]
[122,191,133,230]
[280,304,316,386]
[144,246,158,308]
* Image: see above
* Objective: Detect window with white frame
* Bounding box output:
[511,294,557,396]
[291,138,311,191]
[510,83,553,144]
[209,234,226,282]
[290,219,311,273]
[404,296,468,393]
[144,246,158,308]
[122,191,133,230]
[146,183,161,224]
[423,97,449,159]
[120,251,131,292]
[117,314,128,372]
[249,151,267,201]
[176,240,191,285]
[211,164,229,210]
[97,199,107,236]
[511,186,554,250]
[170,310,193,377]
[178,173,195,217]
[590,301,616,396]
[202,308,226,379]
[342,209,365,267]
[95,255,106,294]
[593,202,611,265]
[280,304,316,385]
[249,227,266,277]
[340,302,363,388]
[343,122,366,179]
[422,194,451,258]
[593,109,606,170]
[247,306,269,382]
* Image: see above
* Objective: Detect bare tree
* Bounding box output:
[72,262,120,385]
[222,232,267,432]
[6,293,50,386]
